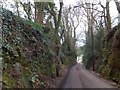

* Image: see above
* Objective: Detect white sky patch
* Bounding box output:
[63,0,78,6]
[109,0,119,26]
[77,54,83,63]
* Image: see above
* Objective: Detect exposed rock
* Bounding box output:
[2,9,56,88]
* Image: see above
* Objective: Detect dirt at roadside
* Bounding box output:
[55,64,76,88]
[88,70,119,88]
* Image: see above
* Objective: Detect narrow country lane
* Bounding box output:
[64,64,115,88]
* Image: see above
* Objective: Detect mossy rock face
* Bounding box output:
[2,8,76,88]
[101,24,120,85]
[101,53,113,78]
[3,62,32,88]
[3,72,17,88]
[109,28,120,83]
[101,65,111,79]
[109,69,120,84]
[2,9,56,88]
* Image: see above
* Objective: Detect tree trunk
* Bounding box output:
[15,2,20,17]
[34,2,44,24]
[106,1,111,32]
[114,0,120,23]
[54,1,63,77]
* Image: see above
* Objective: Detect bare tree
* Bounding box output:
[15,1,20,17]
[20,2,32,20]
[75,0,105,71]
[62,5,81,56]
[114,0,120,23]
[45,1,63,77]
[34,2,44,24]
[114,0,120,13]
[106,0,111,32]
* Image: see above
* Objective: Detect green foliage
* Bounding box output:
[82,23,120,87]
[94,29,104,58]
[82,38,92,67]
[77,47,83,56]
[97,24,120,85]
[82,26,104,69]
[3,72,17,88]
[2,9,56,88]
[61,42,76,65]
[24,20,44,32]
[2,8,77,88]
[101,64,111,79]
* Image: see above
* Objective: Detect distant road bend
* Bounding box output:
[62,64,115,88]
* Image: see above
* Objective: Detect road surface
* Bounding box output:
[64,64,115,88]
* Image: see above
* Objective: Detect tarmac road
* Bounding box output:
[64,64,115,88]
